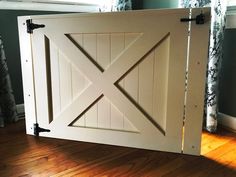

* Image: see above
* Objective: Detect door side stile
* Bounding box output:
[183,8,211,155]
[18,16,36,135]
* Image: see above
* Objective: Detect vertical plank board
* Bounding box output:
[83,34,97,62]
[71,65,90,99]
[70,33,83,47]
[85,104,98,128]
[125,33,139,48]
[112,33,125,89]
[123,33,140,130]
[110,33,125,127]
[73,115,85,127]
[124,116,138,132]
[164,30,188,151]
[59,52,72,108]
[97,34,110,70]
[124,33,139,102]
[152,36,170,131]
[82,33,98,128]
[70,33,91,99]
[138,52,154,117]
[111,104,124,130]
[123,68,139,102]
[50,41,61,118]
[183,8,210,155]
[71,66,81,98]
[111,33,125,63]
[98,97,111,129]
[123,68,138,131]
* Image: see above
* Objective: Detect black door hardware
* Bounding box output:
[180,13,205,24]
[34,123,50,136]
[26,19,45,34]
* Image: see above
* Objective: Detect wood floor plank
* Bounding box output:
[161,134,236,177]
[0,120,236,177]
[178,139,236,177]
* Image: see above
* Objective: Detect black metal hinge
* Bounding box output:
[33,123,50,136]
[180,13,205,25]
[26,19,45,34]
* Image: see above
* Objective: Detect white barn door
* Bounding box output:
[18,8,210,155]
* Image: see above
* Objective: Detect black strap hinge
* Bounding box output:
[26,19,45,34]
[34,123,50,136]
[180,13,205,25]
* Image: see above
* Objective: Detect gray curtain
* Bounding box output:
[0,36,18,127]
[112,0,132,11]
[180,0,226,132]
[99,0,132,12]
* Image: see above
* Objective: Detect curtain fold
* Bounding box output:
[180,0,226,132]
[112,0,132,11]
[99,0,132,12]
[0,36,18,127]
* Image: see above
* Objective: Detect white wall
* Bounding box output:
[0,1,99,12]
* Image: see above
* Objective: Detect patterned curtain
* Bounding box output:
[112,0,132,11]
[179,0,226,132]
[99,0,132,12]
[0,36,18,127]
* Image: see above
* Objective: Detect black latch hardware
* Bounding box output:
[34,123,50,136]
[26,19,45,34]
[180,13,205,24]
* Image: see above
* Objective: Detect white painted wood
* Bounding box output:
[98,97,111,129]
[123,68,139,102]
[111,33,125,63]
[73,115,86,127]
[153,36,170,131]
[70,33,91,98]
[138,52,154,117]
[31,33,51,127]
[83,34,97,62]
[112,33,125,94]
[71,66,80,99]
[18,16,36,135]
[123,33,139,102]
[49,40,61,118]
[124,115,138,132]
[110,103,124,130]
[19,8,210,154]
[97,34,111,70]
[70,34,83,47]
[125,33,140,49]
[183,8,211,155]
[58,52,72,109]
[85,102,98,128]
[70,32,140,132]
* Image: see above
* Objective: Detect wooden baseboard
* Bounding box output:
[16,104,25,119]
[218,112,236,132]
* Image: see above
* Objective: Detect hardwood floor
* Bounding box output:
[0,120,236,177]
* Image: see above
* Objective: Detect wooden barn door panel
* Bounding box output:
[19,8,210,154]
